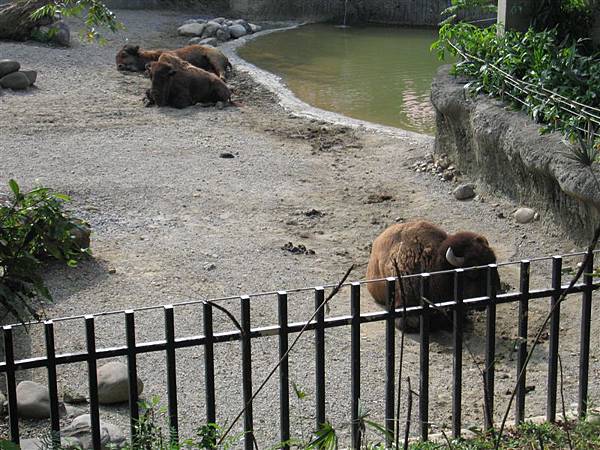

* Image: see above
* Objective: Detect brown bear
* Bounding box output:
[116,44,232,79]
[146,53,232,109]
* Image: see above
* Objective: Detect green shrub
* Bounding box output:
[0,179,90,324]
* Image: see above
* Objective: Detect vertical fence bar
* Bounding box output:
[384,277,396,448]
[419,274,430,441]
[452,269,464,439]
[241,295,254,450]
[164,306,178,444]
[85,315,102,450]
[125,311,139,443]
[350,282,361,448]
[314,287,326,429]
[578,251,594,418]
[3,326,19,444]
[546,256,562,422]
[277,292,290,449]
[203,302,216,424]
[515,260,530,425]
[484,264,498,430]
[45,321,61,448]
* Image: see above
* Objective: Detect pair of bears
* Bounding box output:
[115,44,234,109]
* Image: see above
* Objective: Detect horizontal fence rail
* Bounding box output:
[1,250,599,448]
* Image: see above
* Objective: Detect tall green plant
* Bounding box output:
[0,179,90,324]
[30,0,124,43]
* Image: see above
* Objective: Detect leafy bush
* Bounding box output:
[30,0,124,44]
[432,21,600,153]
[0,179,90,324]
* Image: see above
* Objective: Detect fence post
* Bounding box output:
[241,295,254,450]
[578,250,594,418]
[547,256,562,422]
[419,274,430,441]
[484,264,498,430]
[452,269,464,439]
[45,321,61,449]
[314,287,326,429]
[385,277,396,448]
[203,302,216,424]
[515,260,530,425]
[350,282,361,449]
[3,326,19,444]
[85,315,102,450]
[125,311,139,445]
[278,291,290,449]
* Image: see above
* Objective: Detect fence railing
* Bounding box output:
[1,249,599,449]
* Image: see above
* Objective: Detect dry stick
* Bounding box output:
[557,354,574,450]
[217,265,355,447]
[494,224,600,450]
[403,377,413,450]
[393,260,409,450]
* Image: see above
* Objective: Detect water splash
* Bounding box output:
[336,0,350,28]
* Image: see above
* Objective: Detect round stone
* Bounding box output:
[97,361,143,404]
[228,24,247,39]
[514,207,536,224]
[20,70,37,86]
[453,184,475,200]
[16,380,51,418]
[0,72,31,90]
[0,60,20,78]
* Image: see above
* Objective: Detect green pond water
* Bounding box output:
[238,24,448,134]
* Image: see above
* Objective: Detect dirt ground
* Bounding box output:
[0,9,599,447]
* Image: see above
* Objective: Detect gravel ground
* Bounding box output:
[1,9,599,447]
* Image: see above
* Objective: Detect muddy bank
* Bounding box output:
[0,9,599,445]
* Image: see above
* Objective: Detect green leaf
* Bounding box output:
[8,179,19,198]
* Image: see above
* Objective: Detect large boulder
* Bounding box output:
[215,27,231,41]
[0,60,20,78]
[178,22,206,37]
[97,361,143,404]
[20,70,37,86]
[228,24,247,39]
[0,72,30,90]
[199,37,218,47]
[16,380,65,418]
[201,21,221,38]
[62,414,127,449]
[234,19,253,34]
[53,21,70,46]
[249,23,262,33]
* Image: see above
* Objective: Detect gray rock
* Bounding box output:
[514,207,536,224]
[0,59,20,78]
[215,27,231,42]
[16,380,53,418]
[228,24,247,39]
[201,21,221,38]
[212,17,226,24]
[63,414,127,449]
[199,37,218,47]
[97,361,143,404]
[0,72,30,90]
[188,37,203,45]
[453,184,475,200]
[225,20,234,26]
[178,22,206,37]
[20,70,37,86]
[249,23,262,33]
[63,387,87,404]
[235,19,253,33]
[183,19,199,25]
[53,21,70,46]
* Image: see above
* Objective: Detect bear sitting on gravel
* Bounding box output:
[145,53,232,109]
[116,44,232,79]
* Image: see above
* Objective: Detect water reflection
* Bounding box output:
[239,24,448,134]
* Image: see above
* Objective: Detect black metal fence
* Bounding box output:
[1,249,599,449]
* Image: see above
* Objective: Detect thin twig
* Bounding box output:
[403,377,413,450]
[494,225,600,449]
[217,265,355,446]
[558,354,574,450]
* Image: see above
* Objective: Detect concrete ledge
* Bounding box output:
[431,65,600,243]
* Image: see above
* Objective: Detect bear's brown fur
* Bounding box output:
[116,44,232,79]
[146,53,232,109]
[366,220,499,330]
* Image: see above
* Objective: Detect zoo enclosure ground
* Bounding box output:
[0,9,598,446]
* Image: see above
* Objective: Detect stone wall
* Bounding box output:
[229,0,450,25]
[431,66,600,243]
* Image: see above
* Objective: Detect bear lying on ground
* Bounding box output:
[145,53,232,108]
[116,44,232,79]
